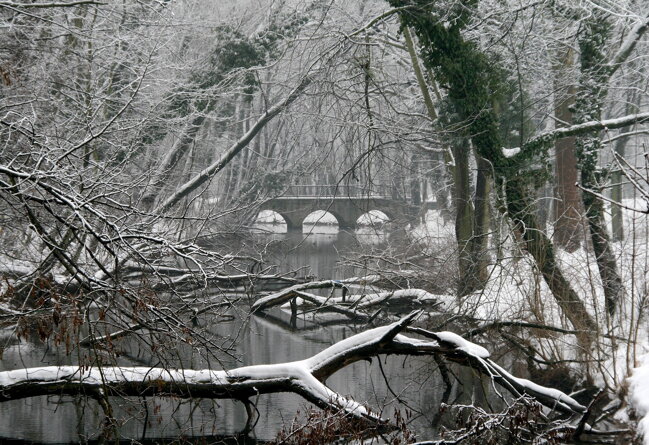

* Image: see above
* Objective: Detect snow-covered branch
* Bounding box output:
[0,312,587,429]
[607,13,649,76]
[251,280,348,313]
[251,280,445,323]
[507,111,649,158]
[0,1,103,7]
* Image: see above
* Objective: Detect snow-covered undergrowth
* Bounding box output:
[412,203,649,432]
[629,350,649,444]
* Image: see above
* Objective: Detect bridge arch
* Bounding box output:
[357,210,391,226]
[255,210,287,225]
[275,212,303,231]
[303,210,339,227]
[302,209,363,229]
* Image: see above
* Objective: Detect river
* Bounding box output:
[0,223,477,443]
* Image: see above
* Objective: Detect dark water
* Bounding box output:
[0,225,472,443]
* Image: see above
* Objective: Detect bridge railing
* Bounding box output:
[284,184,411,199]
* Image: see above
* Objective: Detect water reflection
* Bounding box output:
[302,223,338,235]
[250,221,389,279]
[0,224,464,443]
[355,225,388,245]
[0,308,450,443]
[251,226,344,280]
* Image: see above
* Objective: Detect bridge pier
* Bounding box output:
[280,213,303,231]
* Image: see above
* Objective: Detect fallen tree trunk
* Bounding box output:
[0,311,586,433]
[251,280,348,313]
[251,280,445,315]
[327,288,443,309]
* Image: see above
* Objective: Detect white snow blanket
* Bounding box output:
[629,353,649,444]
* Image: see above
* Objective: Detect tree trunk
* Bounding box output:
[575,11,624,316]
[392,1,596,337]
[452,142,476,297]
[610,93,638,241]
[410,153,422,206]
[553,77,583,251]
[505,177,597,341]
[467,154,491,291]
[610,133,626,241]
[142,115,206,209]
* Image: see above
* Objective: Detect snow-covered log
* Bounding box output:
[328,288,443,309]
[250,280,348,313]
[0,311,586,428]
[340,274,384,285]
[252,280,444,317]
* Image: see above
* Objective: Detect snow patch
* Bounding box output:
[502,147,521,158]
[629,353,649,444]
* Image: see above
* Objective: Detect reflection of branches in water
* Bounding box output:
[253,308,365,339]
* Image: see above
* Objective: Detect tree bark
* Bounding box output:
[553,59,583,251]
[467,154,491,292]
[574,11,624,316]
[452,142,476,297]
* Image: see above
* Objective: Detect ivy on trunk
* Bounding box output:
[389,0,597,337]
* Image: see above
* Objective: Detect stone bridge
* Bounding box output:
[258,185,435,230]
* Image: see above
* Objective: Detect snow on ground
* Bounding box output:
[414,202,649,426]
[416,203,648,327]
[629,349,649,444]
[411,209,455,246]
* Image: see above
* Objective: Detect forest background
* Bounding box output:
[1,0,649,443]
